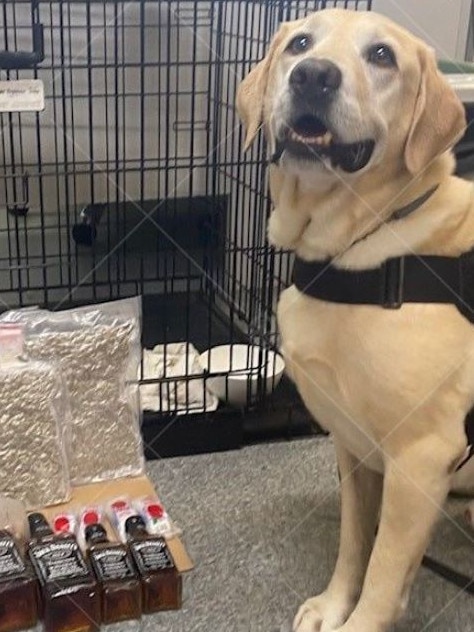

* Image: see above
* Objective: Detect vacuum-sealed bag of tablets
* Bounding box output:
[0,357,72,508]
[1,298,145,485]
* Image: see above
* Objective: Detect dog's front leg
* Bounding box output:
[268,205,309,250]
[334,439,457,632]
[267,171,309,249]
[294,438,383,632]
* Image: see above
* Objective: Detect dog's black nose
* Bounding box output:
[289,58,342,100]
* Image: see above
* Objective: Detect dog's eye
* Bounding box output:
[286,34,313,55]
[366,43,397,68]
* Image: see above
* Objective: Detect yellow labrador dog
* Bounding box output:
[237,8,474,632]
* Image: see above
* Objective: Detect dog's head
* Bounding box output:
[237,9,466,178]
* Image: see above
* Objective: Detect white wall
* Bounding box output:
[372,0,472,60]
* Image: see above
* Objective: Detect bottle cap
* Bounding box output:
[53,516,71,533]
[124,515,147,535]
[84,523,107,543]
[83,510,100,526]
[111,500,128,511]
[147,503,165,519]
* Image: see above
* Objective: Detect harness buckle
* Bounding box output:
[382,257,404,309]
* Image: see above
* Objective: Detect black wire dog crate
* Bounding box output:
[0,1,371,456]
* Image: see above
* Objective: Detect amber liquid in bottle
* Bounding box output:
[125,516,182,614]
[85,523,141,624]
[0,529,38,632]
[27,513,100,632]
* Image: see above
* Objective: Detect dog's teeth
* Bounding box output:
[288,130,333,146]
[321,132,333,146]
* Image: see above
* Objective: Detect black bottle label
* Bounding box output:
[90,547,136,581]
[29,540,90,584]
[0,536,26,581]
[130,539,174,574]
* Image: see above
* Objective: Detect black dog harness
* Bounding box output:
[292,250,474,319]
[291,195,474,470]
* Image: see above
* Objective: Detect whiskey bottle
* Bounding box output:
[85,523,141,624]
[27,513,100,632]
[125,515,182,613]
[0,529,38,632]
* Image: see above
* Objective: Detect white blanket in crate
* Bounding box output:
[140,343,218,415]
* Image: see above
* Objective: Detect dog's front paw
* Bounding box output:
[293,595,350,632]
[293,599,324,632]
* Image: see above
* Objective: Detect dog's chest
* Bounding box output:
[277,287,388,470]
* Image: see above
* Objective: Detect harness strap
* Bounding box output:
[292,249,474,319]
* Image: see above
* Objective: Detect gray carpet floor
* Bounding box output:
[137,437,473,631]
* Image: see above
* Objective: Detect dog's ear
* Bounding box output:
[404,47,466,175]
[236,24,289,151]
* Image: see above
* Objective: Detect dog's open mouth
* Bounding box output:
[273,114,375,173]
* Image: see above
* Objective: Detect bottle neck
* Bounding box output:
[88,534,109,546]
[125,516,149,539]
[86,533,109,547]
[85,524,109,547]
[127,523,148,538]
[31,525,54,539]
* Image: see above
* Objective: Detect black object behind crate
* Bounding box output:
[0,1,371,455]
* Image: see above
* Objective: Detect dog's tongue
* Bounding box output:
[332,140,375,173]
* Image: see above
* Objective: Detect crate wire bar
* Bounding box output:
[0,1,371,453]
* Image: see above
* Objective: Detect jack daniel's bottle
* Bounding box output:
[0,529,38,632]
[125,515,182,613]
[27,513,100,632]
[85,523,141,624]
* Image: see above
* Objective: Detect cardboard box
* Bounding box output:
[41,475,193,573]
